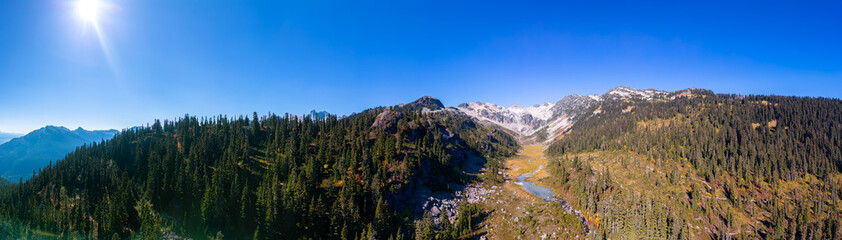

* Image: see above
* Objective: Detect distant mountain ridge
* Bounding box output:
[0,132,23,145]
[0,126,119,181]
[453,86,695,143]
[307,110,329,119]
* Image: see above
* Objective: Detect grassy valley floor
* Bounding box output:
[469,145,588,239]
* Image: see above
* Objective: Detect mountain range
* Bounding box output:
[451,86,693,143]
[0,126,119,181]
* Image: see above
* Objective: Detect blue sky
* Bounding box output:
[1,0,840,133]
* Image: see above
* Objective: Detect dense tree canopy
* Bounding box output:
[549,90,842,183]
[0,98,518,239]
[546,91,842,239]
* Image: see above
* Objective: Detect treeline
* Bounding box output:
[546,90,842,239]
[0,98,518,239]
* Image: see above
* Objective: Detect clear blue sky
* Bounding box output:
[1,0,840,133]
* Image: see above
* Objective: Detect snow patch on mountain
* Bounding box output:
[508,102,555,121]
[605,86,668,100]
[546,115,574,138]
[453,94,597,144]
[455,102,553,136]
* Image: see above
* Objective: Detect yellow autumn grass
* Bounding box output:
[506,145,547,177]
[503,144,555,198]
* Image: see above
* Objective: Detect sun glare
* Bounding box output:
[75,0,102,23]
[73,0,118,78]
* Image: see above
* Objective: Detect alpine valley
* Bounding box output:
[1,86,840,240]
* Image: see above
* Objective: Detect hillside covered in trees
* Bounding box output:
[544,89,842,239]
[0,97,518,239]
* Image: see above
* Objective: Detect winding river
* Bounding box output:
[514,156,592,235]
[515,165,555,199]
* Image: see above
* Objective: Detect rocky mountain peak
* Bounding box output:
[399,96,444,112]
[605,86,668,100]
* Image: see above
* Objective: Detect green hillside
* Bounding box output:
[0,97,518,239]
[544,90,842,239]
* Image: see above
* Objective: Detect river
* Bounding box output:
[513,155,592,235]
[515,165,555,199]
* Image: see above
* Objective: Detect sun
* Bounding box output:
[75,0,103,23]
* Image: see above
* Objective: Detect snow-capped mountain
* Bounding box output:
[449,86,692,144]
[455,102,554,137]
[453,94,597,143]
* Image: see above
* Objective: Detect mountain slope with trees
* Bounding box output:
[544,89,842,239]
[0,97,518,239]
